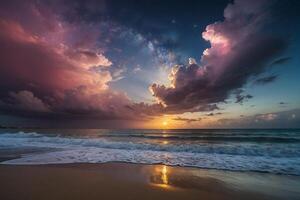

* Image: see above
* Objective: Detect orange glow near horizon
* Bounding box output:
[139,114,221,129]
[162,121,168,126]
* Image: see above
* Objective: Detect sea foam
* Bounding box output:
[1,131,300,175]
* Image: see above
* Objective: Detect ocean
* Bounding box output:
[0,129,300,175]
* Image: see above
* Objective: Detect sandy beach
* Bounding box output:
[1,162,299,200]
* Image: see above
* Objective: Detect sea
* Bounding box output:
[0,129,300,175]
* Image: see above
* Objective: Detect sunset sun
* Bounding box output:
[162,121,168,126]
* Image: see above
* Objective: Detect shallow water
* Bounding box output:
[1,129,300,175]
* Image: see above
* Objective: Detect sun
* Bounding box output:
[162,121,168,126]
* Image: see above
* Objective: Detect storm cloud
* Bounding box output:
[0,0,295,127]
[0,0,162,120]
[254,75,278,85]
[150,0,287,113]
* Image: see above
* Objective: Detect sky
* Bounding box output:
[0,0,299,128]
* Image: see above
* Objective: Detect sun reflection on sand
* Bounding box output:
[150,165,170,188]
[161,165,168,185]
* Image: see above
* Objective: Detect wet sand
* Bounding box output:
[0,162,299,200]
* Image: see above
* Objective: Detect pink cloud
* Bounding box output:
[0,0,160,120]
[9,90,49,112]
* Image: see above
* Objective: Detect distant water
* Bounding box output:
[1,129,300,175]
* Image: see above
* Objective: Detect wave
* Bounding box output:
[2,147,300,176]
[100,134,300,143]
[1,131,300,175]
[0,132,299,157]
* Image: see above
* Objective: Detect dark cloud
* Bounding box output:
[8,91,50,112]
[150,0,287,113]
[214,109,300,128]
[254,75,278,85]
[270,57,291,66]
[0,0,164,121]
[278,101,288,107]
[233,89,253,104]
[0,0,295,127]
[235,94,253,104]
[172,116,202,123]
[237,94,253,104]
[205,112,223,116]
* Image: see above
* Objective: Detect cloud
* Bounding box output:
[132,67,142,73]
[150,0,287,114]
[234,89,253,104]
[235,94,253,104]
[0,0,163,120]
[254,75,278,85]
[0,0,294,126]
[214,109,300,128]
[8,90,49,112]
[111,67,127,82]
[270,57,291,66]
[172,117,202,123]
[205,112,223,116]
[278,101,288,107]
[64,49,112,69]
[256,113,278,121]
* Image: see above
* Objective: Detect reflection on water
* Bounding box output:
[148,165,224,191]
[162,165,168,185]
[150,165,170,188]
[148,164,300,199]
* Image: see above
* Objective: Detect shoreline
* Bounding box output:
[1,162,299,200]
[2,152,300,177]
[3,160,300,177]
[1,150,300,176]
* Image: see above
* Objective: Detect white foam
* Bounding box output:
[2,147,300,175]
[1,132,299,157]
[1,132,300,175]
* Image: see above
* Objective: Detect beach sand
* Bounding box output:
[1,162,299,200]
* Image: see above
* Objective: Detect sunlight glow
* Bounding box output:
[162,121,168,126]
[151,165,171,189]
[161,165,168,185]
